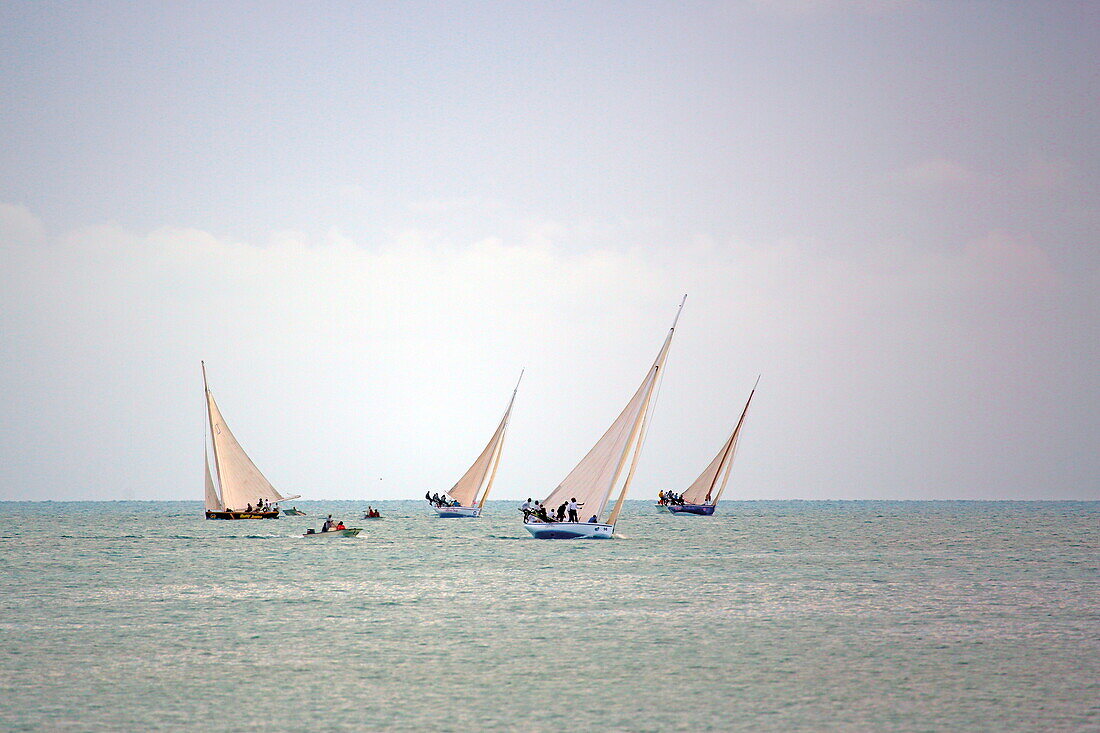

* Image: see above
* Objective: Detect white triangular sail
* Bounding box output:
[542,297,684,524]
[446,373,522,508]
[203,364,290,511]
[681,380,757,506]
[204,450,223,511]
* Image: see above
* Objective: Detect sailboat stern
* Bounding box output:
[524,521,614,539]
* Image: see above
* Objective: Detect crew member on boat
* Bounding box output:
[567,498,583,523]
[520,498,533,520]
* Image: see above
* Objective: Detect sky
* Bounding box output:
[1,1,1097,501]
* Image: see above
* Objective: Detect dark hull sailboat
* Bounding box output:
[661,379,757,519]
[667,504,715,516]
[201,362,300,520]
[205,509,280,520]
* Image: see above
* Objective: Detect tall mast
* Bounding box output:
[202,361,225,501]
[711,375,758,506]
[478,370,522,509]
[607,294,685,525]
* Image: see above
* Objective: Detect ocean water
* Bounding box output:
[0,500,1096,732]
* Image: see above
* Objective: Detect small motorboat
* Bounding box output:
[282,507,306,516]
[361,512,383,520]
[303,527,361,538]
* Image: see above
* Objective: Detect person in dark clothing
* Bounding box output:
[556,503,567,522]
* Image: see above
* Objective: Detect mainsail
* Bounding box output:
[542,296,684,523]
[680,379,758,506]
[203,363,294,511]
[445,372,522,508]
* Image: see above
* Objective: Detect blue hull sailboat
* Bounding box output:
[524,296,685,539]
[664,379,757,518]
[668,503,716,516]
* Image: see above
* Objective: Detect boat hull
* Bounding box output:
[667,504,716,516]
[206,510,280,520]
[303,528,361,538]
[524,521,614,539]
[435,506,480,518]
[281,509,306,516]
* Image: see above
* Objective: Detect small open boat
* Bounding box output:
[303,527,361,538]
[282,507,306,516]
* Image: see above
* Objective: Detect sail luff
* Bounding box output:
[606,297,684,525]
[604,373,654,525]
[704,431,738,503]
[478,372,521,508]
[204,448,222,511]
[477,425,507,509]
[202,361,227,507]
[711,380,757,505]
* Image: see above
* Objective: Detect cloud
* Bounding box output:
[0,203,47,249]
[0,203,1094,501]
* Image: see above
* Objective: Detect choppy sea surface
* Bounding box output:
[0,500,1097,731]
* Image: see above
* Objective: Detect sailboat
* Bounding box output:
[433,372,522,518]
[524,296,685,539]
[667,379,757,516]
[202,362,300,519]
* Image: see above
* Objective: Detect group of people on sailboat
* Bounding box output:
[520,497,590,524]
[657,490,711,507]
[426,492,460,508]
[244,498,274,513]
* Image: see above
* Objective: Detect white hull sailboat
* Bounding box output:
[666,378,757,517]
[525,296,685,539]
[202,362,300,519]
[431,372,522,519]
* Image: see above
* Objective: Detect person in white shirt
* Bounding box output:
[567,498,583,523]
[520,498,533,521]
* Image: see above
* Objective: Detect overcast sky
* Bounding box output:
[1,1,1097,501]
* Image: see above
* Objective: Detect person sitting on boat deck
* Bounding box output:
[536,503,553,523]
[335,520,346,530]
[588,514,598,523]
[567,498,583,523]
